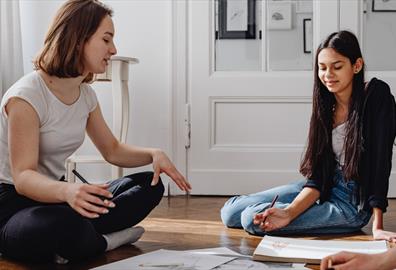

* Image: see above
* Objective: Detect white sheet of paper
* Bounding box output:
[90,249,235,270]
[255,236,388,261]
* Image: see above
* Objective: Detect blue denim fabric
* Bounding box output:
[221,170,371,236]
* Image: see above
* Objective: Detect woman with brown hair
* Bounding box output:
[221,31,396,241]
[0,0,190,263]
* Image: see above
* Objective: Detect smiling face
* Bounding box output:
[83,15,117,74]
[317,48,363,97]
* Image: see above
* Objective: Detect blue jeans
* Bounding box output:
[221,171,371,236]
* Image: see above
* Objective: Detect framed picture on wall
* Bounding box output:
[218,0,256,39]
[372,0,396,12]
[267,3,292,30]
[303,18,312,53]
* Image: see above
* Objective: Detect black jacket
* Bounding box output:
[305,78,396,213]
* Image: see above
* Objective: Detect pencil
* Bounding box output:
[262,194,279,224]
[72,169,90,184]
[327,259,335,270]
[71,169,112,202]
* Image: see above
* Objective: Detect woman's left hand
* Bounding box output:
[150,149,191,192]
[373,229,396,243]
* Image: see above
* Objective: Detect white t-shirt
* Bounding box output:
[332,122,347,167]
[0,71,98,184]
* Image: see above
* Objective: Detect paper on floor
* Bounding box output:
[90,249,235,270]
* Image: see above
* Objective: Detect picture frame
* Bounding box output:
[218,0,256,39]
[267,2,292,30]
[303,18,312,53]
[372,0,396,12]
[296,0,313,13]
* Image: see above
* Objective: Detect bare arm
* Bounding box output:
[86,105,158,167]
[285,187,320,220]
[255,187,320,231]
[86,104,191,191]
[7,98,112,217]
[373,207,384,232]
[7,97,65,202]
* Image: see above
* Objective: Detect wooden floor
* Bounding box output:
[2,196,396,270]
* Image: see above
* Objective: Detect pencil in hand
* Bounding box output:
[72,169,90,184]
[327,259,335,270]
[71,169,112,202]
[261,194,279,225]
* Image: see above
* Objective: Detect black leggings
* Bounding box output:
[0,171,164,262]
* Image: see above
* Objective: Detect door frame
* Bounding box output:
[171,0,189,195]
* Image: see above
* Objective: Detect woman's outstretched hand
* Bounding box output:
[253,208,292,231]
[150,149,191,192]
[65,183,115,218]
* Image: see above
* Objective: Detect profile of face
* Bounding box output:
[83,15,117,74]
[317,48,362,95]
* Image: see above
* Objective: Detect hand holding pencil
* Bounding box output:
[253,195,292,232]
[63,170,115,218]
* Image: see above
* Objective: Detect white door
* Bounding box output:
[177,0,396,196]
[185,0,317,195]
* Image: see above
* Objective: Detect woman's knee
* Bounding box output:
[240,205,266,235]
[151,176,165,198]
[220,196,243,228]
[143,172,164,204]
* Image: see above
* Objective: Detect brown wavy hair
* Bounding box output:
[34,0,113,83]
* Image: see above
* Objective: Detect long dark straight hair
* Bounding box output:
[300,31,365,183]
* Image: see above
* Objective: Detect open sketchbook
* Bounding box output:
[253,235,388,264]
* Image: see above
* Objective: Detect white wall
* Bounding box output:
[363,4,396,71]
[19,0,174,189]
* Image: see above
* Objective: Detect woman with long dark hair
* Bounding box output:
[221,30,396,240]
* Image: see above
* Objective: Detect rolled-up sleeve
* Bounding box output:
[303,179,321,191]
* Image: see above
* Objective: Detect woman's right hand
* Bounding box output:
[253,208,292,232]
[64,183,115,218]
